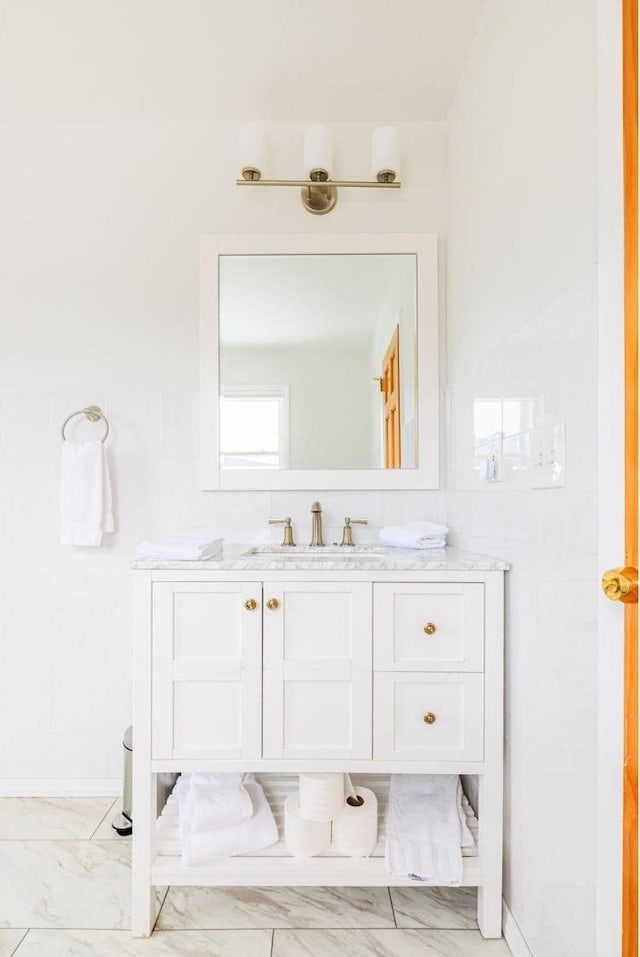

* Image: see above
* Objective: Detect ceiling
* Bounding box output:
[0,0,487,122]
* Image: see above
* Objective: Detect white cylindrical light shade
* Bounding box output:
[304,125,333,178]
[238,124,267,179]
[371,126,400,181]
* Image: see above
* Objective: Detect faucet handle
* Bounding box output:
[341,517,368,547]
[268,517,295,546]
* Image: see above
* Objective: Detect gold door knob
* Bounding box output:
[266,597,280,610]
[244,598,257,611]
[601,566,638,604]
[423,622,437,635]
[423,711,437,725]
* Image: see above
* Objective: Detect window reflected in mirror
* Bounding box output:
[218,254,417,470]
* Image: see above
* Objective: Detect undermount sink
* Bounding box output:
[242,545,388,560]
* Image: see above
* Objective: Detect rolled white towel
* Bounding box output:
[405,521,448,538]
[379,523,448,549]
[178,772,253,832]
[179,776,278,864]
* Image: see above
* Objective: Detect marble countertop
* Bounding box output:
[131,544,510,572]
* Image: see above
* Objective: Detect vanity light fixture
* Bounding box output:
[236,124,402,215]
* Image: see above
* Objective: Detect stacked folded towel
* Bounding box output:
[135,536,223,561]
[385,774,474,884]
[379,521,448,550]
[178,772,278,865]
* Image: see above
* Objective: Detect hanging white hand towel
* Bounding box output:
[385,774,466,884]
[60,441,114,546]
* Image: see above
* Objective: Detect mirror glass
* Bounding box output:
[219,254,417,470]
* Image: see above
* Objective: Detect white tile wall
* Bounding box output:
[0,119,447,787]
[445,2,599,956]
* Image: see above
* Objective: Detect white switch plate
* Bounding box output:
[531,422,565,488]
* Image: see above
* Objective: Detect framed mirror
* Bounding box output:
[200,234,439,490]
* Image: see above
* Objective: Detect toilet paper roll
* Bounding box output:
[284,793,332,857]
[332,786,378,858]
[298,772,345,823]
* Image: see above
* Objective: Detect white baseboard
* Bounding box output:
[0,779,122,797]
[503,900,533,957]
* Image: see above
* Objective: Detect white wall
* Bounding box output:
[0,119,448,790]
[445,2,599,955]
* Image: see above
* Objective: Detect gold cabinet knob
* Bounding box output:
[423,622,437,635]
[244,598,257,611]
[423,711,437,725]
[601,566,638,604]
[266,597,280,610]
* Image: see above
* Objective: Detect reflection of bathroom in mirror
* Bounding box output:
[200,233,439,491]
[219,254,417,471]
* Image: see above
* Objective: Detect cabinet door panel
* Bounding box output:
[374,672,484,762]
[152,582,262,759]
[374,583,484,672]
[263,581,371,671]
[262,582,372,759]
[263,668,372,759]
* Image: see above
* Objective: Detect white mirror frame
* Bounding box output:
[200,233,439,491]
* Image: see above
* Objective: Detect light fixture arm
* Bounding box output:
[236,176,401,215]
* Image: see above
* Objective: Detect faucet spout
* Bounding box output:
[310,501,324,547]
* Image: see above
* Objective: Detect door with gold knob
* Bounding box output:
[262,581,372,759]
[606,2,640,952]
[151,582,262,759]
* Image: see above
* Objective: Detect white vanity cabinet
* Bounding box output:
[132,552,507,942]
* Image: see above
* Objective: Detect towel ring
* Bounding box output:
[61,406,110,444]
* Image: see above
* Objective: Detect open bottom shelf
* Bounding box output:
[152,773,482,888]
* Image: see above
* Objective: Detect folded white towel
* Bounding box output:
[60,441,114,547]
[379,522,448,550]
[177,772,253,832]
[136,536,222,561]
[179,776,278,865]
[385,774,467,884]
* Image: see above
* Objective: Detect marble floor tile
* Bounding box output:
[91,800,127,841]
[157,886,395,930]
[272,928,511,956]
[0,930,27,957]
[391,887,478,929]
[0,840,161,930]
[0,798,114,840]
[11,929,272,956]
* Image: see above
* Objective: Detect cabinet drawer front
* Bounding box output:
[374,673,484,761]
[263,669,372,760]
[374,583,484,672]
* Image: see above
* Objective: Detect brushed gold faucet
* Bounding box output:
[269,517,295,546]
[340,517,368,546]
[310,501,324,547]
